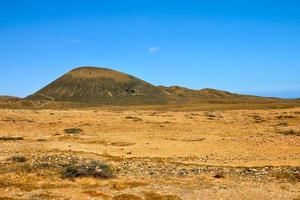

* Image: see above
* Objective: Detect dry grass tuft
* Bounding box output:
[9,154,27,163]
[144,192,182,200]
[64,128,83,134]
[125,116,143,121]
[272,171,300,183]
[84,191,111,198]
[30,193,58,200]
[279,129,300,136]
[213,172,225,179]
[251,115,265,123]
[204,112,217,120]
[0,136,23,141]
[113,194,142,200]
[276,115,295,119]
[61,160,114,179]
[277,121,288,127]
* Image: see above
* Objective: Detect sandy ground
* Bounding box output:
[0,107,299,200]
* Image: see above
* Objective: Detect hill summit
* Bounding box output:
[26,67,167,105]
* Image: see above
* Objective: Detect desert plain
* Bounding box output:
[0,106,299,200]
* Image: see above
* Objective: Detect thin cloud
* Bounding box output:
[67,39,79,43]
[148,46,159,52]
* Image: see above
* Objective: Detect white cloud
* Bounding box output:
[148,46,159,52]
[67,39,79,43]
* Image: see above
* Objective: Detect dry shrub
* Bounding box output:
[277,121,288,127]
[9,154,27,162]
[37,138,47,142]
[30,193,58,200]
[113,194,142,200]
[84,191,111,198]
[64,128,83,134]
[144,192,182,200]
[279,129,300,136]
[61,160,113,179]
[0,136,23,141]
[125,116,142,121]
[213,173,225,179]
[273,171,300,183]
[251,115,265,123]
[276,115,295,119]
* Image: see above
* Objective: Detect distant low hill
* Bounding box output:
[0,96,21,102]
[159,86,238,98]
[158,85,278,104]
[0,96,23,108]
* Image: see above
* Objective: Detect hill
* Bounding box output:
[0,96,21,102]
[158,86,238,98]
[26,67,168,105]
[0,66,297,110]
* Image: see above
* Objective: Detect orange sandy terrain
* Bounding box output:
[0,107,299,199]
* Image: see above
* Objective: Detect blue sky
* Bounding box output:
[0,0,299,98]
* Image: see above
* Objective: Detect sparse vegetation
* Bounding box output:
[204,112,217,120]
[279,129,300,136]
[183,138,205,142]
[30,193,58,200]
[277,121,288,127]
[207,114,216,118]
[0,136,23,141]
[276,115,295,119]
[125,116,142,121]
[9,154,27,162]
[251,115,265,123]
[113,194,142,200]
[213,173,225,179]
[0,106,300,199]
[37,138,47,141]
[64,128,83,134]
[272,171,300,183]
[84,191,111,198]
[61,160,114,179]
[144,192,182,200]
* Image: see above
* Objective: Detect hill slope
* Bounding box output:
[0,96,21,102]
[26,67,168,105]
[158,86,238,98]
